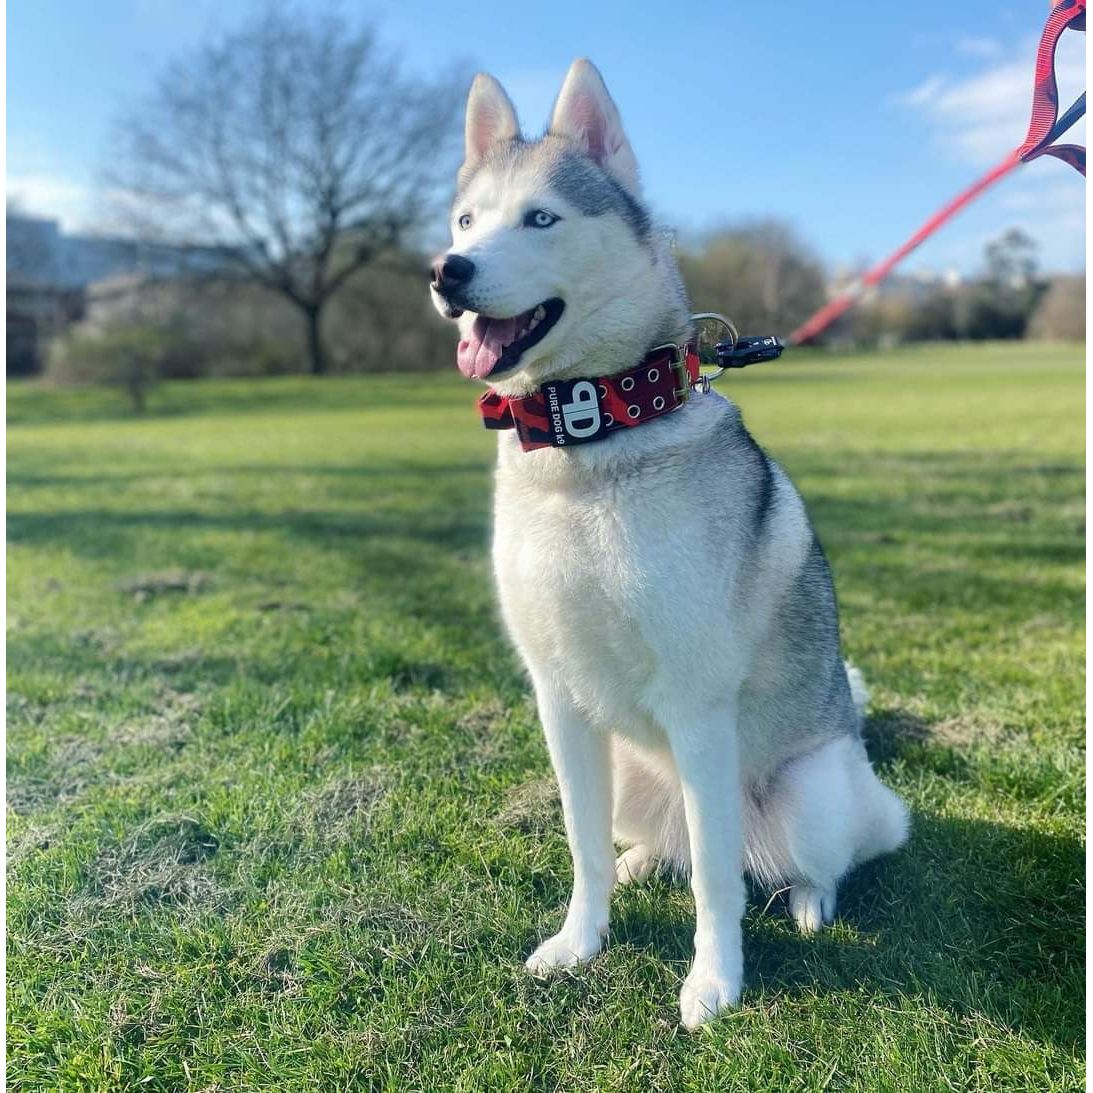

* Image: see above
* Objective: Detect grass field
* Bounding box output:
[7,342,1085,1091]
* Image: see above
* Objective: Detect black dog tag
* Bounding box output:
[540,378,609,447]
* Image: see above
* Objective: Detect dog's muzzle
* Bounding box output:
[430,253,475,317]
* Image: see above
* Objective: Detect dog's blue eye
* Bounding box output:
[457,213,473,230]
[525,209,559,228]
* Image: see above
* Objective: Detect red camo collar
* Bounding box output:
[478,342,700,451]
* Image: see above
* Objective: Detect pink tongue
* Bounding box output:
[457,314,521,379]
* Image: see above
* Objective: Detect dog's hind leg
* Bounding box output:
[611,738,689,885]
[745,735,908,934]
[615,843,658,885]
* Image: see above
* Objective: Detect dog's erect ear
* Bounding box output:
[548,59,640,193]
[463,73,520,172]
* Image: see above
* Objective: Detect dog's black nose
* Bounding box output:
[431,253,475,290]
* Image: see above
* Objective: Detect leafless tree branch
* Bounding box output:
[107,9,463,373]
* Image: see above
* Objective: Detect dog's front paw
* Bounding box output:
[679,963,742,1029]
[525,927,604,976]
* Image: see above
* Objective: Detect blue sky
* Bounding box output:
[7,0,1086,274]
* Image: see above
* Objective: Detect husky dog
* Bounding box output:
[430,59,908,1029]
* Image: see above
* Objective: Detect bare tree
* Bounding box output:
[1027,274,1085,341]
[678,220,826,338]
[109,10,463,374]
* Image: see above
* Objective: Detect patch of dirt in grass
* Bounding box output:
[867,709,931,748]
[867,707,1012,755]
[335,894,433,938]
[7,736,104,813]
[109,991,166,1048]
[6,692,42,722]
[456,698,512,766]
[930,715,1010,748]
[307,772,386,823]
[82,815,224,913]
[71,678,101,701]
[249,893,434,995]
[494,776,560,834]
[375,691,458,748]
[116,569,213,602]
[108,715,192,750]
[985,500,1034,522]
[389,659,451,692]
[298,770,388,845]
[378,716,423,747]
[9,691,202,814]
[457,698,507,735]
[108,689,202,751]
[7,817,59,865]
[255,943,306,995]
[72,627,122,653]
[139,649,214,677]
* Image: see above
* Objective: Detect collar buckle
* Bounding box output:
[648,342,692,402]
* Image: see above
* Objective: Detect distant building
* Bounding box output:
[7,213,239,289]
[825,266,964,303]
[6,212,239,374]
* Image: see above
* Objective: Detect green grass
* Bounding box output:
[7,341,1085,1091]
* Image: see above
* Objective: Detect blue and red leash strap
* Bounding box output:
[790,0,1085,346]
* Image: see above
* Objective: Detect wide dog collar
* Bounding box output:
[478,342,700,452]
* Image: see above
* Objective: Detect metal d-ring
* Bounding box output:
[690,312,738,386]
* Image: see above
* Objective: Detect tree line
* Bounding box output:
[36,8,1084,408]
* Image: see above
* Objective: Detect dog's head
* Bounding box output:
[430,59,688,390]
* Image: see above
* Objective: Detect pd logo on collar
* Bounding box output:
[542,378,607,446]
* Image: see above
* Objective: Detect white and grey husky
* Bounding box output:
[430,59,908,1029]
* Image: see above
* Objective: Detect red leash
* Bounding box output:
[790,0,1086,346]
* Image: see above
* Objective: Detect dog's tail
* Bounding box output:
[844,661,869,721]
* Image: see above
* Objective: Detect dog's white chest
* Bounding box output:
[492,468,693,735]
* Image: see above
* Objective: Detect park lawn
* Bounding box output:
[7,341,1085,1091]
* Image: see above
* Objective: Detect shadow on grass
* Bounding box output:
[603,813,1084,1052]
[6,378,477,427]
[9,448,1082,584]
[505,709,1081,1051]
[10,502,1081,634]
[7,468,492,560]
[6,459,493,491]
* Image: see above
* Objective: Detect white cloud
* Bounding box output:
[997,181,1083,214]
[954,35,1004,59]
[995,180,1085,261]
[6,173,95,230]
[892,30,1085,272]
[892,75,948,109]
[894,32,1085,167]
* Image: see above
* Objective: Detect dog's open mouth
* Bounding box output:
[457,298,565,380]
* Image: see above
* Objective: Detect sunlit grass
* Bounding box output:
[7,341,1084,1090]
